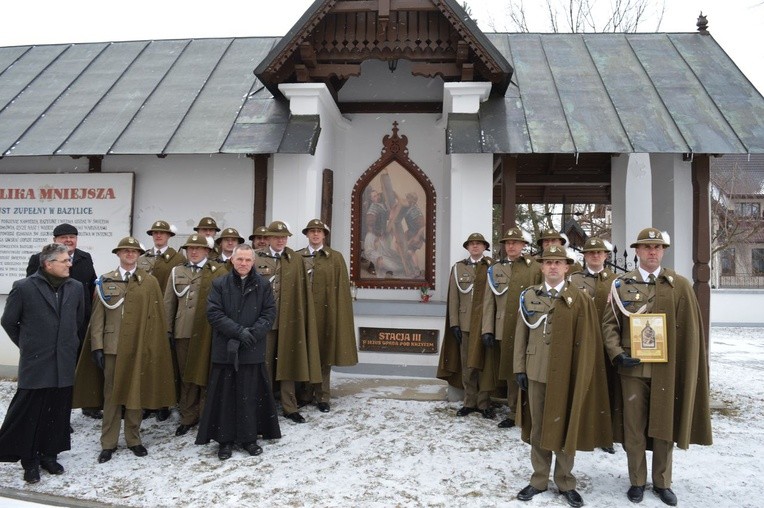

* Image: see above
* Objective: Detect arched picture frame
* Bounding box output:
[351,122,436,290]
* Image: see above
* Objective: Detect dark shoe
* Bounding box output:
[98,448,116,463]
[128,444,148,457]
[218,443,233,460]
[23,466,40,483]
[560,489,584,508]
[175,424,194,436]
[498,418,515,428]
[285,412,306,423]
[243,442,263,456]
[654,487,677,506]
[156,408,171,421]
[481,407,496,419]
[601,446,616,454]
[82,408,103,419]
[40,457,64,475]
[517,484,547,501]
[142,409,153,420]
[627,485,645,503]
[456,406,478,417]
[317,402,330,413]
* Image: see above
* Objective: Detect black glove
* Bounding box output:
[167,332,175,348]
[239,329,256,348]
[481,333,496,348]
[91,349,105,370]
[450,326,462,344]
[615,352,641,368]
[515,372,528,392]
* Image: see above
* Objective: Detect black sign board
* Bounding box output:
[359,327,439,353]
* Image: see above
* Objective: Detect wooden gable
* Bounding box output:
[255,0,512,100]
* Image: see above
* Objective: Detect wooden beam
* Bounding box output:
[309,63,363,79]
[330,0,438,13]
[295,64,310,82]
[501,155,517,232]
[339,101,441,114]
[460,63,474,81]
[253,155,268,229]
[299,42,317,68]
[322,169,334,247]
[411,62,460,79]
[692,154,712,363]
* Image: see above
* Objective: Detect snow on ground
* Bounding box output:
[0,327,763,507]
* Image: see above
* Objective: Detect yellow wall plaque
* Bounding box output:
[629,313,668,363]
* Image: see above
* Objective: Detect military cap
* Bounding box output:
[52,223,78,237]
[112,236,146,254]
[536,228,567,247]
[181,234,213,250]
[215,228,245,245]
[248,226,269,241]
[582,237,612,253]
[500,226,531,244]
[462,232,490,251]
[630,228,670,248]
[193,216,221,232]
[266,220,292,237]
[302,219,331,236]
[146,220,176,236]
[538,245,574,264]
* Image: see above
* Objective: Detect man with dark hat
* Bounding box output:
[137,220,185,293]
[255,221,321,424]
[73,237,176,464]
[602,228,712,506]
[164,234,226,437]
[437,233,494,418]
[249,226,269,250]
[1,243,85,483]
[480,226,541,428]
[296,219,358,412]
[215,227,245,266]
[27,223,99,418]
[514,245,612,508]
[536,228,583,274]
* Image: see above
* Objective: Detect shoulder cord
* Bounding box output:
[95,277,125,310]
[487,264,508,296]
[519,287,548,330]
[171,266,191,298]
[453,263,474,294]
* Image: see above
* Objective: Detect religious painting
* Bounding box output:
[629,313,668,363]
[351,123,436,290]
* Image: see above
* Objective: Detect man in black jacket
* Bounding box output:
[1,243,85,483]
[196,244,280,460]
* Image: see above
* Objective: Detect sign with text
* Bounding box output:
[359,327,439,354]
[0,173,134,293]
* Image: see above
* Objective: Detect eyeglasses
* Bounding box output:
[52,258,73,264]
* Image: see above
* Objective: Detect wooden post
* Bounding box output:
[501,155,517,233]
[253,155,268,228]
[692,154,711,360]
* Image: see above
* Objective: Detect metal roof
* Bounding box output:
[451,33,764,155]
[0,31,762,158]
[0,37,319,157]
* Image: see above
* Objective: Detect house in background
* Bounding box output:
[711,154,764,288]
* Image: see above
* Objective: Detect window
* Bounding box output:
[720,248,735,276]
[753,249,764,276]
[735,202,761,217]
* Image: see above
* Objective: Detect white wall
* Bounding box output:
[711,289,764,326]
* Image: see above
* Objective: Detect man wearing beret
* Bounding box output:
[255,221,321,424]
[602,228,712,506]
[73,237,176,463]
[296,219,358,412]
[481,226,542,428]
[437,233,494,418]
[514,246,612,508]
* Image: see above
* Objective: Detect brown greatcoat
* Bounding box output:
[602,268,713,449]
[515,283,613,452]
[164,261,227,386]
[137,247,186,293]
[255,247,322,383]
[297,246,358,367]
[436,257,493,388]
[72,269,176,410]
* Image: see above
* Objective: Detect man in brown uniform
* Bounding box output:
[215,227,244,266]
[249,226,269,250]
[602,228,712,506]
[568,236,617,453]
[514,246,612,508]
[296,219,358,412]
[164,234,226,436]
[536,228,583,274]
[73,237,176,463]
[481,226,541,428]
[437,233,494,418]
[194,216,221,260]
[255,221,321,423]
[136,220,185,293]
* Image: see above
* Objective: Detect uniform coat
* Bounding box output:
[72,269,176,410]
[137,247,186,293]
[602,268,713,449]
[297,246,358,367]
[164,261,226,385]
[514,283,613,452]
[1,272,85,388]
